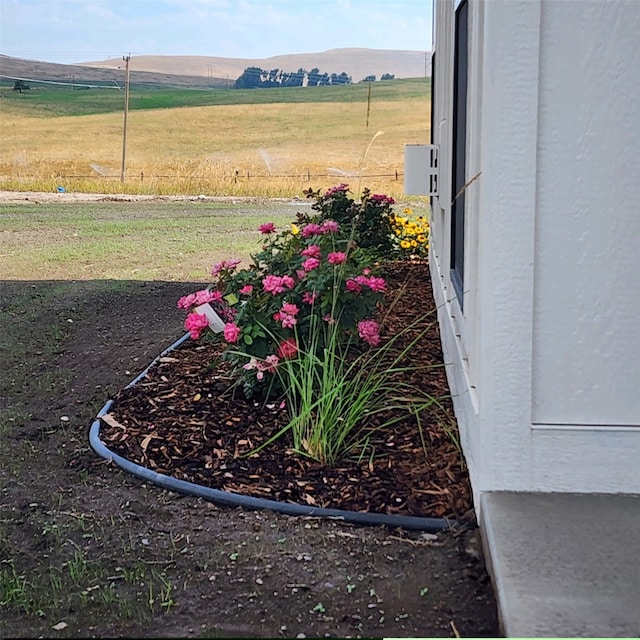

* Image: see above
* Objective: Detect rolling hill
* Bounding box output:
[0,48,430,91]
[81,48,430,83]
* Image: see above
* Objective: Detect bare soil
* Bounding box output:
[0,199,499,638]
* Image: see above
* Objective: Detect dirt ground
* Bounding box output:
[0,194,499,638]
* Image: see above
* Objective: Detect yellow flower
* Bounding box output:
[417,234,427,243]
[290,223,300,235]
[403,207,413,215]
[400,239,411,249]
[410,239,418,247]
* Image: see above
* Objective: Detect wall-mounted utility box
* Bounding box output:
[404,144,438,196]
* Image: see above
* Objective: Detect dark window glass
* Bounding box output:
[451,0,468,307]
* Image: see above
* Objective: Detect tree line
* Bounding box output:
[234,67,396,89]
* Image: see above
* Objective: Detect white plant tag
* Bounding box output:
[195,303,226,333]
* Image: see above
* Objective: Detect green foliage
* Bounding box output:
[178,184,437,465]
[301,184,399,258]
[179,186,388,398]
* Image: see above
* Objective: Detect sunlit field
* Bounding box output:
[0,80,430,198]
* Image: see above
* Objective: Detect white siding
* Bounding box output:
[532,0,640,426]
[431,0,640,497]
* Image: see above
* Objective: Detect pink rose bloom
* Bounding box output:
[223,322,241,343]
[277,338,298,360]
[370,194,395,205]
[296,269,306,280]
[193,289,223,306]
[177,293,196,309]
[239,285,254,295]
[281,275,295,290]
[274,303,298,328]
[302,291,317,305]
[263,275,285,294]
[354,274,386,293]
[302,257,321,272]
[184,312,209,339]
[301,244,322,258]
[324,183,349,197]
[264,354,280,373]
[345,279,362,294]
[367,276,386,292]
[211,259,241,277]
[280,314,297,329]
[259,222,276,234]
[320,220,339,234]
[327,251,347,265]
[358,319,381,347]
[301,223,323,238]
[243,357,259,371]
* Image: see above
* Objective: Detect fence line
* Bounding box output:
[52,171,404,182]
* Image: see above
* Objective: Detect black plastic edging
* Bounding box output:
[89,334,457,532]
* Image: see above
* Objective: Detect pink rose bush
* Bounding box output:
[177,185,407,398]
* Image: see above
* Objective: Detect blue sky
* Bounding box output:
[0,0,432,64]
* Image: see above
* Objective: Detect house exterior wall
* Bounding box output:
[429,0,640,499]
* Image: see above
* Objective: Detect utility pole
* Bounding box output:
[120,54,131,183]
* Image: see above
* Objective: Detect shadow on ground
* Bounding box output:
[0,279,498,638]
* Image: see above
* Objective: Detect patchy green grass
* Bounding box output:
[0,200,305,280]
[0,78,430,117]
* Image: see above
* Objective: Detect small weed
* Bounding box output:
[98,583,118,606]
[0,561,31,611]
[49,568,64,595]
[65,547,93,584]
[157,574,175,613]
[313,602,326,613]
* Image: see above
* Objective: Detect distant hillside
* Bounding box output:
[0,55,227,89]
[80,48,430,83]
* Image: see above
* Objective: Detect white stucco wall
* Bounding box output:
[428,0,640,498]
[532,0,640,427]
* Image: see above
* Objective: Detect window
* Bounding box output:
[451,0,468,307]
[431,50,436,213]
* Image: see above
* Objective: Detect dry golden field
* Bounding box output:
[0,90,430,198]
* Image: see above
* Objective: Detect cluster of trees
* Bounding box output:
[234,67,352,89]
[360,73,396,82]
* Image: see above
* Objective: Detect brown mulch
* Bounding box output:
[101,260,472,521]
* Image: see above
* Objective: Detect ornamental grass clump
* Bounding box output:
[252,307,441,466]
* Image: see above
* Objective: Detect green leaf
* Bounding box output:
[243,334,253,345]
